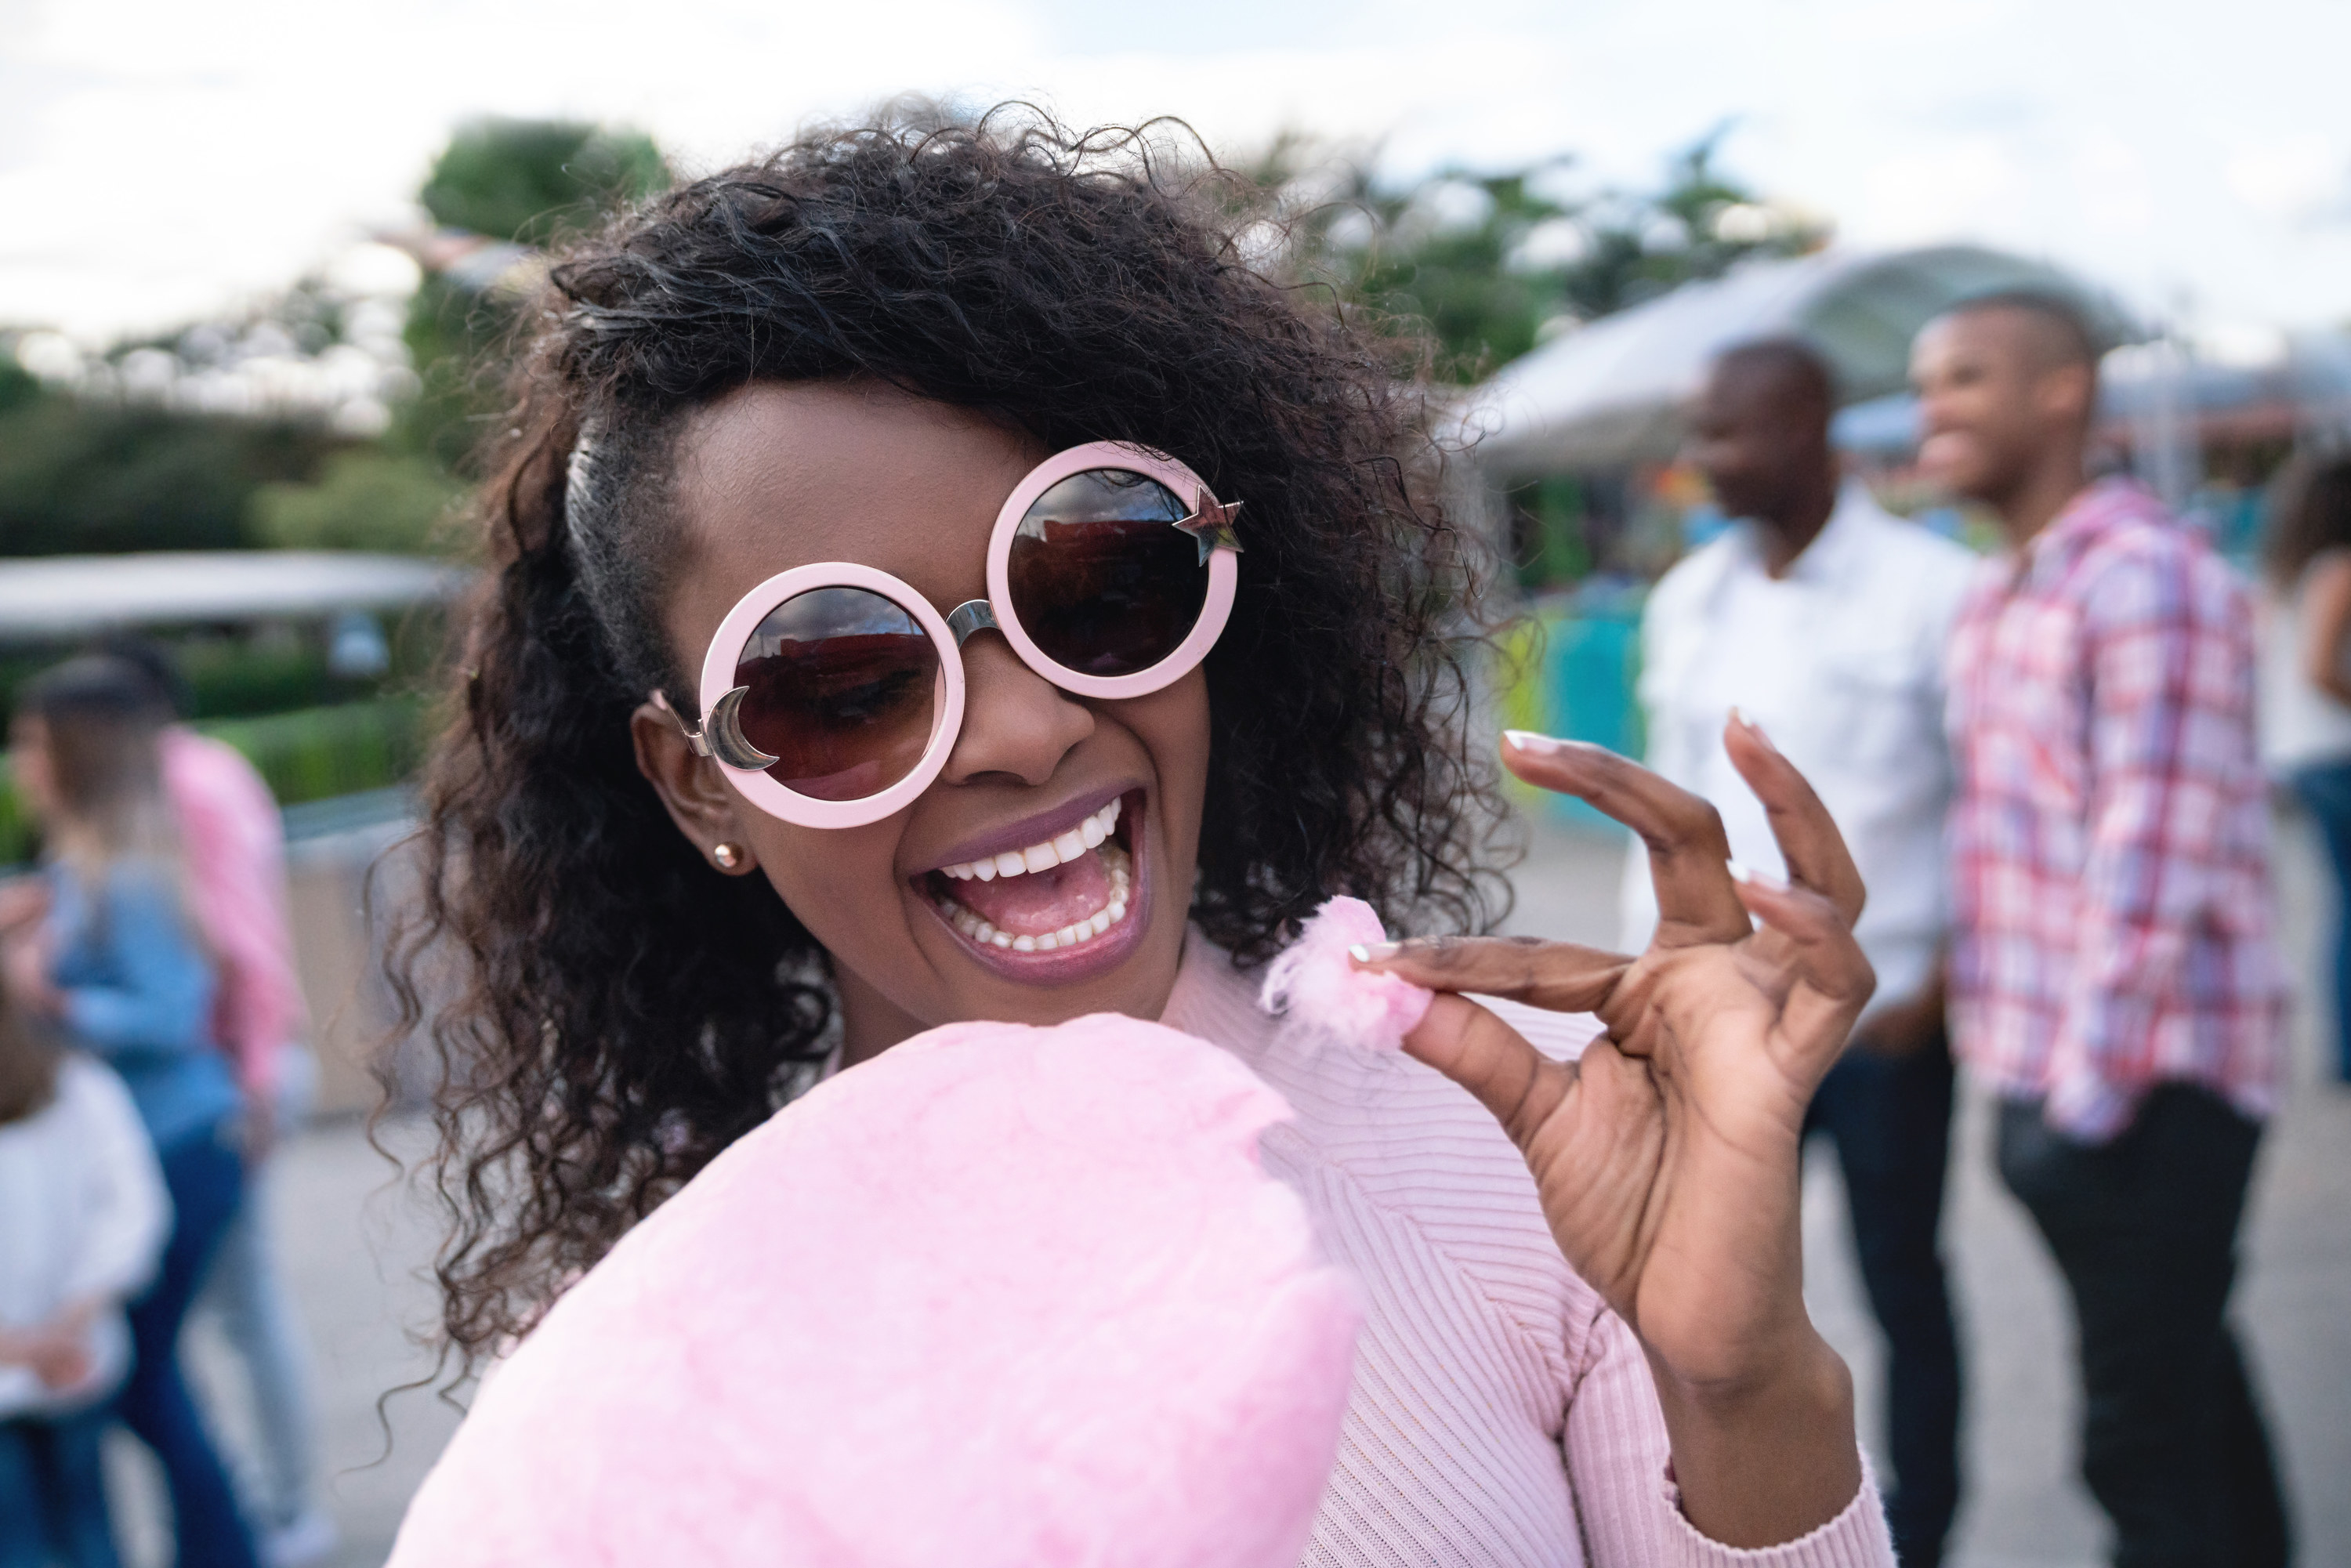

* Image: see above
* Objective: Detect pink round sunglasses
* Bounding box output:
[656,441,1241,829]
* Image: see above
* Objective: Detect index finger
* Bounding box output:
[1353,934,1630,1014]
[1502,733,1751,947]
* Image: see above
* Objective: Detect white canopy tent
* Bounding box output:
[0,552,469,641]
[1464,244,2139,478]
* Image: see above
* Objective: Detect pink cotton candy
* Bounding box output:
[386,1012,1359,1568]
[1257,896,1434,1055]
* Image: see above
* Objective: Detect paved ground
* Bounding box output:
[104,1121,460,1568]
[106,810,2350,1567]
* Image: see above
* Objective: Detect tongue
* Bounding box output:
[949,849,1112,936]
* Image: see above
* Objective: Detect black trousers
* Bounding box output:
[1804,1027,1962,1568]
[1997,1084,2291,1568]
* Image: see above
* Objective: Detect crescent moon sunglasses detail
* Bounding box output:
[654,441,1241,829]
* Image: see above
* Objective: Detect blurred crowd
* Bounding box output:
[0,646,331,1568]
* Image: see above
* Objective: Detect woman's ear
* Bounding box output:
[631,703,758,873]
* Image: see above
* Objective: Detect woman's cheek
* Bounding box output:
[750,822,911,964]
[1125,678,1212,893]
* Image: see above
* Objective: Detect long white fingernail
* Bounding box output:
[1727,858,1788,892]
[1349,942,1401,963]
[1503,729,1566,755]
[1730,708,1780,754]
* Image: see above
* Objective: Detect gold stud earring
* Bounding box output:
[712,842,745,871]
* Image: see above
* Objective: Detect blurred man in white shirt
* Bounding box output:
[1621,338,1976,1568]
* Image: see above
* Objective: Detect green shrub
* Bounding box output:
[0,696,431,867]
[194,697,432,809]
[179,640,342,717]
[0,762,24,871]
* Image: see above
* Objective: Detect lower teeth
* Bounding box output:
[936,843,1132,953]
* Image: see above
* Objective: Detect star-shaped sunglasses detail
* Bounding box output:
[1175,497,1244,565]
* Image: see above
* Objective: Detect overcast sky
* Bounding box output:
[5,0,2349,345]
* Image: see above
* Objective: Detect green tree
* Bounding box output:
[397,118,670,469]
[393,274,509,470]
[419,118,668,244]
[1262,129,1828,382]
[1559,133,1820,320]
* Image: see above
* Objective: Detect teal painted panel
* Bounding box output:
[1539,609,1641,830]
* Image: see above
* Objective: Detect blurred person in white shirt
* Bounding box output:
[0,923,171,1568]
[1621,338,1976,1568]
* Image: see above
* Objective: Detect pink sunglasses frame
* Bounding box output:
[661,440,1241,829]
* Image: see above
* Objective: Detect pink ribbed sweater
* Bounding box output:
[1161,939,1894,1568]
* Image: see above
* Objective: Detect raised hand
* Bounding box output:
[1356,715,1873,1548]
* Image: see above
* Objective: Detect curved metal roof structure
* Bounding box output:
[1465,244,2141,476]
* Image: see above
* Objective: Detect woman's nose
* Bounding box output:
[938,636,1093,788]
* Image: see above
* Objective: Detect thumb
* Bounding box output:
[1402,994,1574,1150]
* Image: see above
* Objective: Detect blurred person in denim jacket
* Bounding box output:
[100,637,334,1568]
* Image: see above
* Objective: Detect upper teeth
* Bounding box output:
[938,798,1121,882]
[936,842,1132,953]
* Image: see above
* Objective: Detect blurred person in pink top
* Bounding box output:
[103,639,337,1568]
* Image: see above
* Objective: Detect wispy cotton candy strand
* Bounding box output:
[1258,897,1434,1056]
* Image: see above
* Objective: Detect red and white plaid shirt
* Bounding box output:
[1945,479,2290,1142]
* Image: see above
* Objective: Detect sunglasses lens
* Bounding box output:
[734,586,940,802]
[1007,468,1211,679]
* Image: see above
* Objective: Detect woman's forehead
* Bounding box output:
[673,382,1043,585]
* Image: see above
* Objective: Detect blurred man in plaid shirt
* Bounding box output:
[1913,293,2294,1568]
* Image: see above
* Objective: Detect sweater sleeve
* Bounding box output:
[1563,1309,1895,1568]
[58,1059,171,1306]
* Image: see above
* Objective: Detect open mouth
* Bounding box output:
[922,791,1143,959]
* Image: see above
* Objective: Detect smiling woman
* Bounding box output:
[391,103,1502,1367]
[388,107,1894,1566]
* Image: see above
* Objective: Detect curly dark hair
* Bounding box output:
[385,108,1513,1376]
